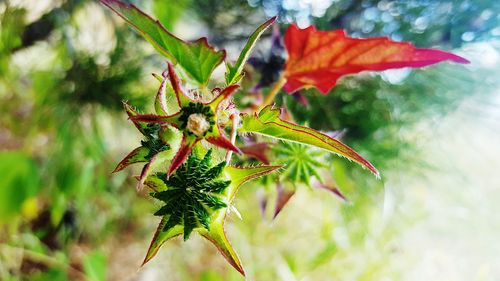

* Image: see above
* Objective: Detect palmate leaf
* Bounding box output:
[272,142,324,187]
[283,24,469,93]
[142,155,281,275]
[225,16,277,85]
[101,0,225,86]
[240,106,379,177]
[149,150,230,241]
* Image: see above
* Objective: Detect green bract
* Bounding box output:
[142,148,281,275]
[129,63,242,179]
[113,103,182,190]
[151,150,230,240]
[263,141,348,218]
[240,105,380,178]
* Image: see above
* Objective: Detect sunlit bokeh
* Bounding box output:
[1,0,499,280]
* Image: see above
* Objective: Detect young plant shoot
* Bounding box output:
[101,0,468,275]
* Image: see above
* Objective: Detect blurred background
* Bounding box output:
[0,0,499,280]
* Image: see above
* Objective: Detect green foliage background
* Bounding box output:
[1,0,499,280]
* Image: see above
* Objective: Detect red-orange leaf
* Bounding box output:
[283,24,470,94]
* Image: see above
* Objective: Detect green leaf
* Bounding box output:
[101,0,225,85]
[152,0,189,30]
[198,164,283,275]
[203,161,226,180]
[195,192,227,209]
[143,174,168,192]
[142,153,280,273]
[225,16,277,85]
[150,150,230,240]
[240,106,380,177]
[199,222,245,276]
[142,217,183,266]
[224,165,283,201]
[113,146,150,173]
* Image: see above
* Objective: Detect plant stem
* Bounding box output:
[258,76,287,112]
[225,113,239,163]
